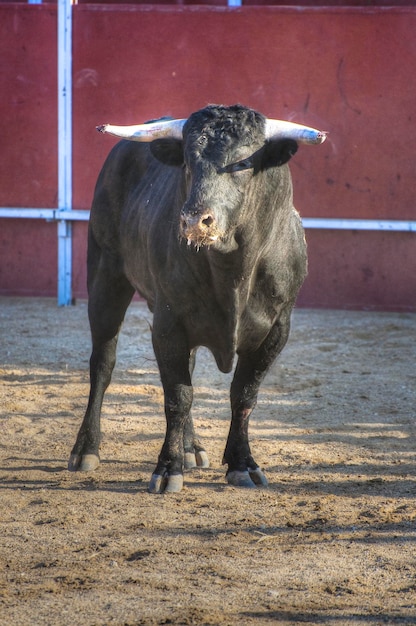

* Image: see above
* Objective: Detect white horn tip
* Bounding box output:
[96,124,108,134]
[316,131,327,144]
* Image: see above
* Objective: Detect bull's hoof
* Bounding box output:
[68,453,100,472]
[249,467,269,487]
[227,468,268,488]
[184,450,210,470]
[148,473,184,494]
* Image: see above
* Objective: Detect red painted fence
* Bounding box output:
[1,3,415,310]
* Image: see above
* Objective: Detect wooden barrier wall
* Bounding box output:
[1,3,415,310]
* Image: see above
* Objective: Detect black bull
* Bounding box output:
[69,104,325,492]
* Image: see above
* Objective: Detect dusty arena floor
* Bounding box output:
[0,297,415,625]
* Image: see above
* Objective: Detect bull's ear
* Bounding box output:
[262,139,298,169]
[150,139,184,166]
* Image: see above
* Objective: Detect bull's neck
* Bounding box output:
[205,231,256,308]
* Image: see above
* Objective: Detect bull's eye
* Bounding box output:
[197,133,208,147]
[222,158,253,174]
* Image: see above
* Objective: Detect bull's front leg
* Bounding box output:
[68,339,117,472]
[224,312,292,488]
[149,314,208,493]
[224,359,269,488]
[148,382,193,493]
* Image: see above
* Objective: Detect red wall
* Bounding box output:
[1,4,416,310]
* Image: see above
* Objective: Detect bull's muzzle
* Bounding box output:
[180,210,221,247]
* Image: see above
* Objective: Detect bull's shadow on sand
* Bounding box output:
[1,452,414,503]
[242,610,416,624]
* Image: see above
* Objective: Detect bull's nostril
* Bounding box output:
[202,215,214,228]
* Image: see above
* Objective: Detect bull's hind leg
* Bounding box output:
[183,416,210,470]
[224,308,292,488]
[68,249,134,472]
[183,349,209,470]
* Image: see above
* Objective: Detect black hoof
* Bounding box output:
[148,473,184,494]
[68,453,100,472]
[227,468,268,488]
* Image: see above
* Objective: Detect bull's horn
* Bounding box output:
[265,119,326,145]
[96,118,186,142]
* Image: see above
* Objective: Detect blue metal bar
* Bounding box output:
[57,0,73,306]
[302,218,416,232]
[0,208,89,221]
[1,207,415,233]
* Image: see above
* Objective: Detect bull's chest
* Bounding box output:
[169,279,276,374]
[172,288,238,373]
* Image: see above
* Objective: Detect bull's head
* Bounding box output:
[97,105,326,249]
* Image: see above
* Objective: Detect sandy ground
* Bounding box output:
[0,296,415,626]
